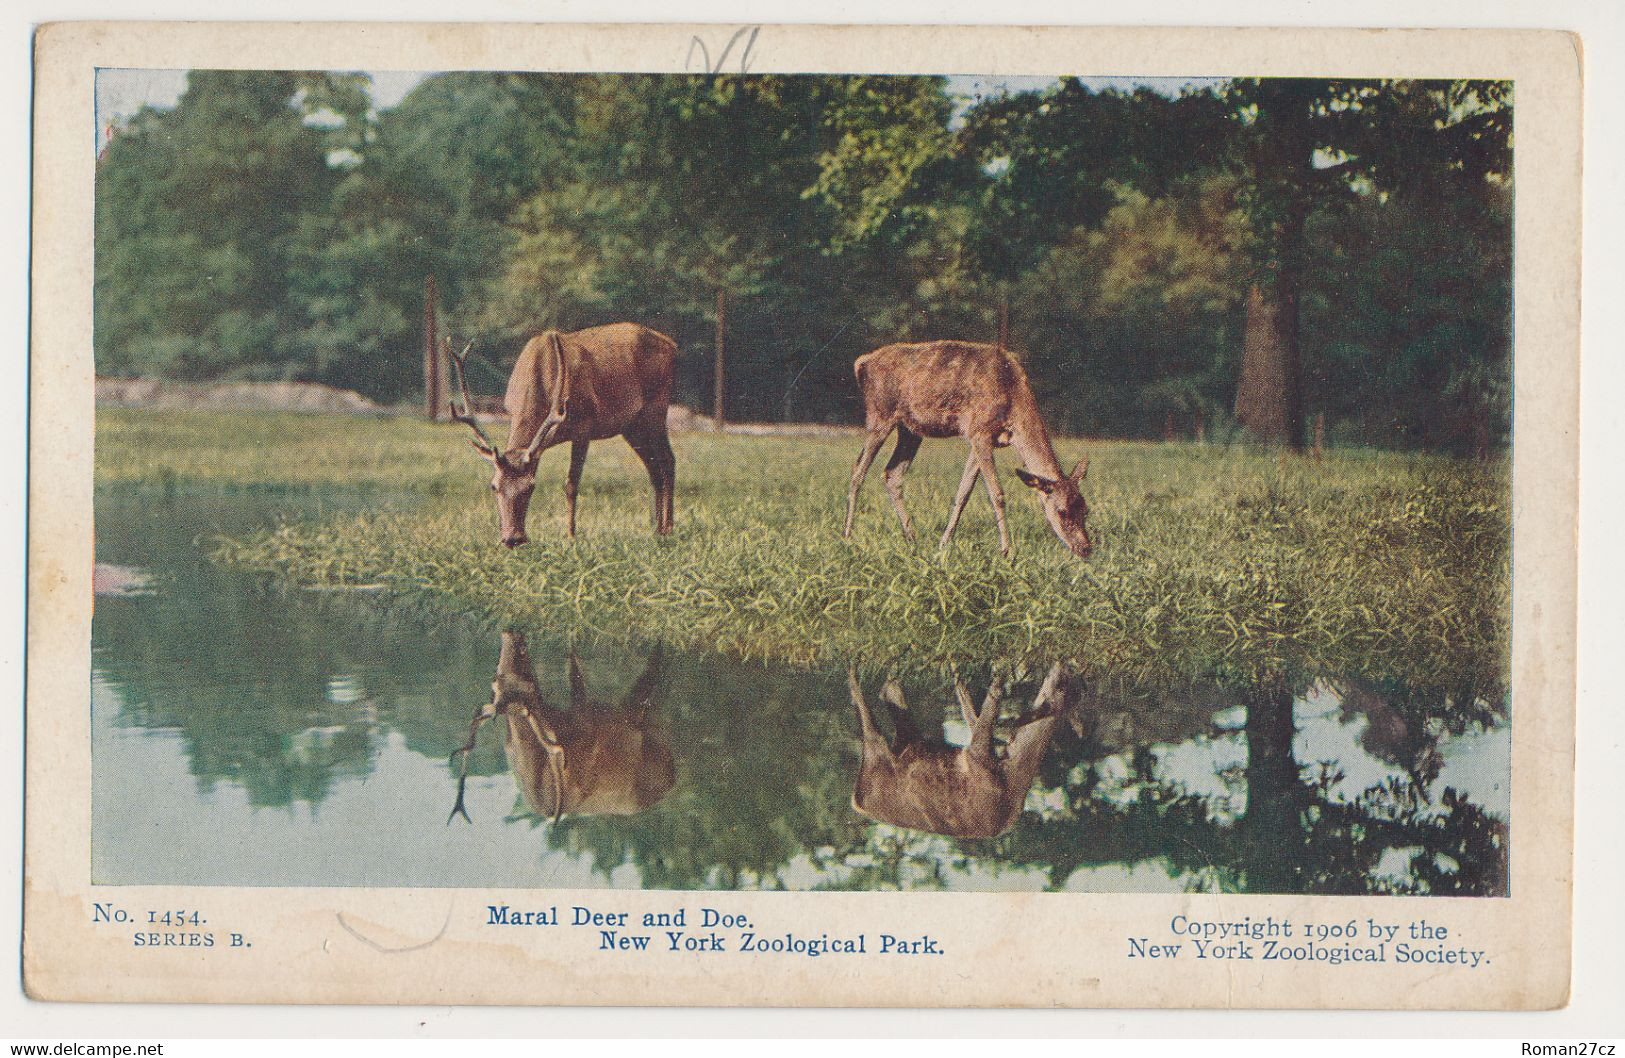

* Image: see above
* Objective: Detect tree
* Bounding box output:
[1223,79,1512,449]
[1010,174,1250,438]
[93,72,1513,442]
[95,71,366,382]
[287,72,579,401]
[482,74,959,421]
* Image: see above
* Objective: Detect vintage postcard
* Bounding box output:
[25,22,1580,1008]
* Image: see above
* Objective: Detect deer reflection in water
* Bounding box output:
[848,663,1068,839]
[449,632,675,825]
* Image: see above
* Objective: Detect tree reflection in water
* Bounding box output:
[91,492,1508,895]
[981,675,1508,896]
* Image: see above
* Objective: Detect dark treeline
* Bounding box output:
[94,72,1511,451]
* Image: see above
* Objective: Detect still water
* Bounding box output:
[91,490,1510,895]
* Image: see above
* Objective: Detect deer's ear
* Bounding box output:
[1070,457,1089,483]
[469,438,498,462]
[1015,468,1058,493]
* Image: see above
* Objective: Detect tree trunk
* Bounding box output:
[1235,279,1304,449]
[1242,682,1302,893]
[1236,84,1313,452]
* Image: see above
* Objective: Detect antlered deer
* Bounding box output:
[848,664,1067,839]
[448,632,675,824]
[447,322,678,546]
[843,341,1091,557]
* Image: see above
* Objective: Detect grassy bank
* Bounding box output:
[101,408,1510,686]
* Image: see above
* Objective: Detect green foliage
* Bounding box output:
[94,72,1512,446]
[1304,184,1513,450]
[95,72,354,381]
[957,79,1233,280]
[1011,174,1251,437]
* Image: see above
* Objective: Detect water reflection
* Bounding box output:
[848,665,1064,839]
[1004,677,1510,896]
[450,633,675,825]
[90,489,1510,895]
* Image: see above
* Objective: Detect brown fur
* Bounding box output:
[844,340,1092,557]
[449,632,674,824]
[472,322,678,545]
[504,322,677,450]
[848,666,1065,839]
[853,341,1022,441]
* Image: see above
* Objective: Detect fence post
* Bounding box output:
[424,274,442,421]
[713,287,727,431]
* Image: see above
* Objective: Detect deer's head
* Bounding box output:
[485,454,539,549]
[1015,458,1091,557]
[446,335,569,548]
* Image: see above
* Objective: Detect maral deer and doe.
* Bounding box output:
[447,322,678,547]
[843,340,1091,558]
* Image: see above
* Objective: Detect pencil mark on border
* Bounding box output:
[336,906,453,954]
[686,26,761,74]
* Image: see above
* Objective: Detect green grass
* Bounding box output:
[101,408,1510,687]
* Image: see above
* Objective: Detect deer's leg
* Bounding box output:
[564,441,589,538]
[949,661,978,727]
[881,427,923,540]
[661,435,676,534]
[848,666,902,757]
[622,643,665,722]
[939,450,981,550]
[567,646,586,710]
[1004,690,1061,786]
[969,677,1004,760]
[649,429,676,535]
[624,427,673,535]
[993,708,1059,833]
[848,667,879,738]
[971,437,1011,556]
[844,426,892,538]
[1030,663,1068,720]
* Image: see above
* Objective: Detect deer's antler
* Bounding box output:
[447,701,499,825]
[518,711,568,825]
[444,335,501,462]
[520,332,571,464]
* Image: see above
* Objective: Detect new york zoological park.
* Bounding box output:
[90,72,1514,897]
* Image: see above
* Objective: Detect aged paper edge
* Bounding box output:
[24,21,1582,1009]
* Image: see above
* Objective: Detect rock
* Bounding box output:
[94,563,153,597]
[96,377,385,414]
[666,404,715,432]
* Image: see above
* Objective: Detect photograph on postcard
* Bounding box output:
[25,22,1580,1009]
[87,65,1512,895]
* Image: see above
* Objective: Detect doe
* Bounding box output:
[844,340,1091,557]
